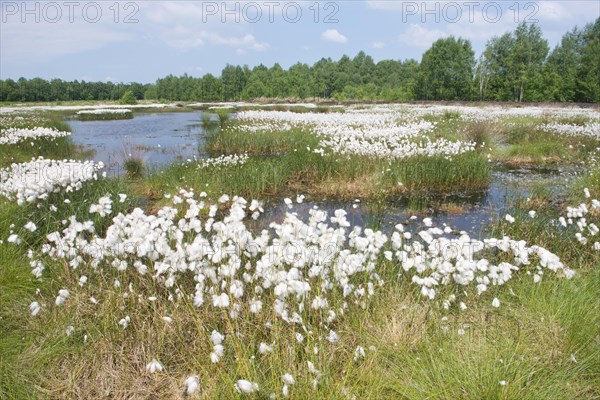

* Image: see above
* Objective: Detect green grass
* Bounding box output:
[0,136,81,166]
[143,150,490,206]
[76,111,133,121]
[1,105,599,398]
[124,157,145,179]
[3,199,596,398]
[200,123,492,200]
[482,117,599,165]
[0,114,84,166]
[383,152,491,194]
[501,141,569,162]
[207,126,320,155]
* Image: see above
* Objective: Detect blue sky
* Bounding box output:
[1,1,598,83]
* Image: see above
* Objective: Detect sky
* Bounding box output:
[1,1,599,83]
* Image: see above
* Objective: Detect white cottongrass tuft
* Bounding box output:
[184,375,200,395]
[0,158,103,206]
[234,379,259,394]
[29,301,41,316]
[146,358,163,373]
[55,289,70,306]
[326,330,339,343]
[118,316,131,329]
[492,298,500,308]
[353,346,366,361]
[259,342,273,354]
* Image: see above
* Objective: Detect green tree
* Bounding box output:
[545,27,585,101]
[417,37,475,100]
[287,63,311,99]
[119,90,138,105]
[482,23,549,101]
[221,65,247,100]
[509,23,549,102]
[575,18,600,103]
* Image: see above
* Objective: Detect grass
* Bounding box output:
[0,136,80,166]
[383,153,491,194]
[474,118,599,165]
[201,122,492,201]
[76,111,133,121]
[2,200,597,398]
[207,126,320,155]
[142,150,491,207]
[500,141,569,163]
[0,114,89,166]
[124,157,145,179]
[462,121,506,149]
[1,105,599,399]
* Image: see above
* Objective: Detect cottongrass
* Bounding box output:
[76,109,132,115]
[0,127,71,145]
[8,184,593,391]
[0,157,104,205]
[539,122,600,140]
[233,110,477,160]
[198,153,249,169]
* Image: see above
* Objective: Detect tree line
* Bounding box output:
[1,19,598,103]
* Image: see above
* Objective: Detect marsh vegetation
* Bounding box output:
[1,103,599,399]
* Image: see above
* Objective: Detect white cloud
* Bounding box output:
[372,41,385,49]
[366,1,409,11]
[159,28,268,51]
[366,0,456,11]
[535,2,567,22]
[322,29,348,44]
[144,2,215,24]
[446,11,516,41]
[139,2,269,51]
[535,1,599,23]
[0,20,131,62]
[399,24,446,48]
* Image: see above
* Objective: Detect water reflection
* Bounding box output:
[67,112,208,175]
[254,167,577,239]
[67,113,579,238]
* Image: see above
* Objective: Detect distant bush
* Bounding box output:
[119,90,138,105]
[76,109,133,121]
[124,157,144,178]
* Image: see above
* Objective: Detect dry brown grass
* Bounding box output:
[357,286,434,351]
[307,173,382,199]
[498,155,565,165]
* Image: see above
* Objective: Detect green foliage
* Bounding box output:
[575,19,600,103]
[0,78,152,102]
[77,111,133,121]
[417,36,476,100]
[0,115,79,166]
[118,90,138,105]
[479,22,549,102]
[382,152,491,193]
[1,19,599,103]
[123,157,144,179]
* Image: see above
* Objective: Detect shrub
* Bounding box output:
[119,90,138,105]
[123,157,144,178]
